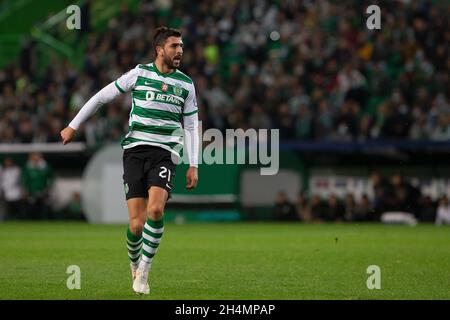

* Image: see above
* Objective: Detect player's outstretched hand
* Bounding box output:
[60,126,76,145]
[186,166,198,190]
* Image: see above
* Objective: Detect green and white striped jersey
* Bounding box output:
[69,62,199,165]
[114,63,198,157]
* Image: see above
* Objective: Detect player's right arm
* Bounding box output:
[60,67,139,145]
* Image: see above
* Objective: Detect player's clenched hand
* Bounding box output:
[186,166,198,190]
[60,126,76,145]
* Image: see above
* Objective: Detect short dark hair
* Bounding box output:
[153,26,182,55]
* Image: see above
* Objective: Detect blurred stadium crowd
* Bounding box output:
[274,171,450,224]
[0,0,449,144]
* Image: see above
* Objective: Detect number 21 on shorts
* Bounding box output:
[159,166,171,182]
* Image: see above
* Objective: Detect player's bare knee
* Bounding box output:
[147,204,164,220]
[130,219,144,235]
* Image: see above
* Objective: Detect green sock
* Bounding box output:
[141,218,164,265]
[127,226,143,266]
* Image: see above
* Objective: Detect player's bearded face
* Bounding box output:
[163,53,180,69]
[162,37,183,69]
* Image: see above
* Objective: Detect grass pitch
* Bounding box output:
[0,222,449,300]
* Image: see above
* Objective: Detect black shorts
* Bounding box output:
[122,145,176,200]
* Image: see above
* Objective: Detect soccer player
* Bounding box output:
[60,27,199,294]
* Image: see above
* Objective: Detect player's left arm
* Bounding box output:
[183,83,199,190]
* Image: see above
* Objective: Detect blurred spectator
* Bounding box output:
[274,103,295,140]
[429,115,450,141]
[344,193,356,221]
[23,153,54,220]
[295,104,313,140]
[0,157,25,220]
[273,191,297,222]
[369,171,393,217]
[381,93,412,139]
[357,114,374,141]
[61,192,86,221]
[418,195,436,222]
[80,0,92,34]
[390,173,422,216]
[355,194,374,221]
[325,194,345,222]
[409,107,429,140]
[435,196,450,225]
[296,192,312,222]
[249,104,271,130]
[332,100,359,141]
[314,101,334,140]
[310,195,325,222]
